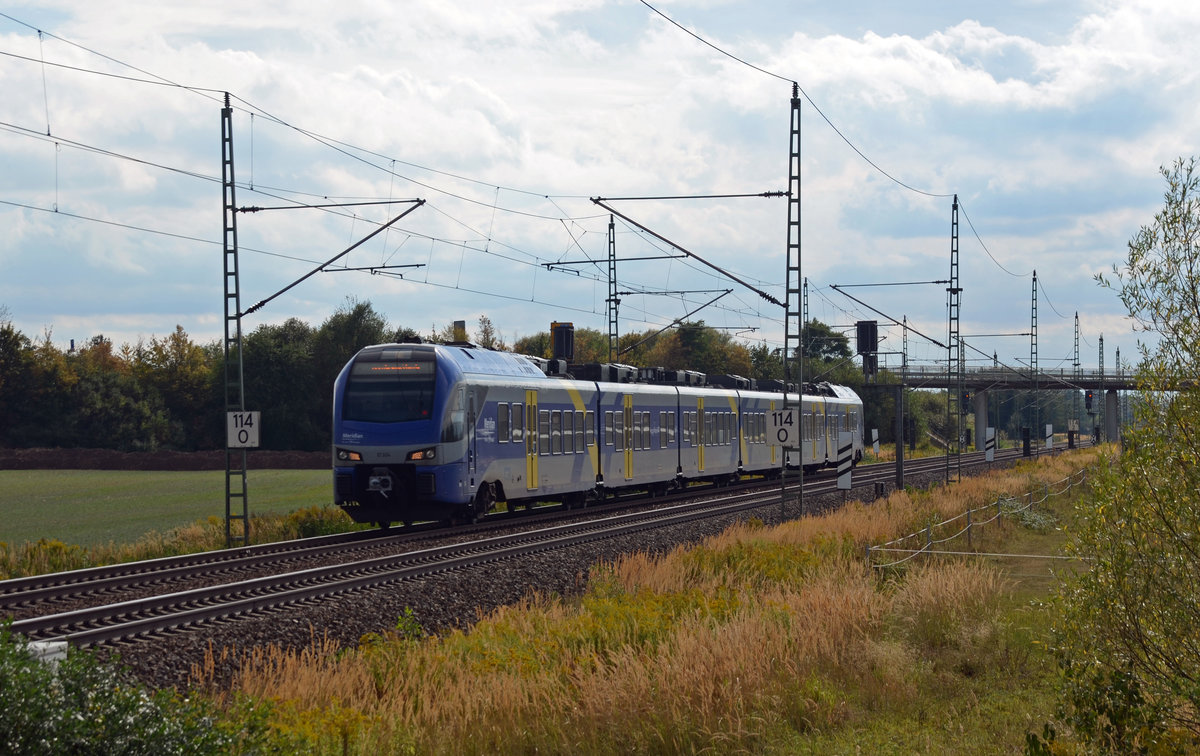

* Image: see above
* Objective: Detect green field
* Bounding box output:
[0,469,332,548]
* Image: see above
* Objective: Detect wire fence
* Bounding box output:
[866,468,1089,569]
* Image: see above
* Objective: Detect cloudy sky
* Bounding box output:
[1,0,1195,376]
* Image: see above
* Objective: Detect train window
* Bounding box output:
[574,411,584,451]
[551,410,563,454]
[585,411,595,447]
[512,403,523,443]
[682,412,691,444]
[539,410,551,456]
[343,350,436,423]
[563,410,574,454]
[497,404,509,443]
[613,411,624,451]
[604,411,614,446]
[526,404,537,456]
[659,412,668,448]
[441,388,467,442]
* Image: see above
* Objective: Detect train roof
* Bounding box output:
[353,343,860,401]
[356,342,548,380]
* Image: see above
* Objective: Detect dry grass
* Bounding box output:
[192,448,1105,754]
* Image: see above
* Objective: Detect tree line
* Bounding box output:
[1,296,986,453]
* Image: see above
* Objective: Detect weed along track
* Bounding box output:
[3,445,1051,688]
[9,486,855,645]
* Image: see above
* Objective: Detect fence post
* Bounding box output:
[967,505,973,551]
[925,523,932,555]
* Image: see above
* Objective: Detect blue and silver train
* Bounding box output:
[332,342,864,527]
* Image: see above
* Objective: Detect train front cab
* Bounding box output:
[333,344,460,525]
[332,344,550,526]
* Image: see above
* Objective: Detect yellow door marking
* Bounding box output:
[526,390,538,490]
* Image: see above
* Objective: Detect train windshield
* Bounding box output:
[343,350,436,423]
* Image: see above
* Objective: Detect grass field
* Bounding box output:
[0,469,331,548]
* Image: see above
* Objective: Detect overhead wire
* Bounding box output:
[0,8,1093,353]
[638,0,953,201]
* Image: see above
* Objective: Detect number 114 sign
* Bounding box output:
[768,407,798,448]
[227,411,261,448]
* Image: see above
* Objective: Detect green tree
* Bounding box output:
[0,321,33,446]
[801,320,852,361]
[20,331,78,447]
[244,318,322,451]
[475,315,506,350]
[513,331,551,359]
[310,299,391,446]
[129,326,218,449]
[1048,157,1200,748]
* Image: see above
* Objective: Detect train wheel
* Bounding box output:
[471,484,495,522]
[376,521,392,530]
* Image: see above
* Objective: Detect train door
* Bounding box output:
[525,389,538,491]
[697,397,706,473]
[623,394,634,480]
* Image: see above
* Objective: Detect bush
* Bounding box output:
[0,622,240,755]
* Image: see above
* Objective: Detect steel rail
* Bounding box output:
[11,485,808,646]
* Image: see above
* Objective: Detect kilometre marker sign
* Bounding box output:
[227,411,261,448]
[768,407,797,447]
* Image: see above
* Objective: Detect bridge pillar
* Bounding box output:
[973,390,988,451]
[1105,389,1119,443]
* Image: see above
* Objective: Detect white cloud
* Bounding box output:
[0,0,1188,369]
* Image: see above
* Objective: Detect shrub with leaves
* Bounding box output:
[1042,157,1200,752]
[0,622,246,755]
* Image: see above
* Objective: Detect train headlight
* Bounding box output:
[336,448,363,462]
[407,447,437,461]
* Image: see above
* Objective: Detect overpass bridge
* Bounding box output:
[899,366,1136,392]
[874,365,1136,447]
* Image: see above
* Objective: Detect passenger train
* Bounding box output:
[332,342,864,527]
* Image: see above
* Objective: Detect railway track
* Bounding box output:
[2,442,1066,648]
